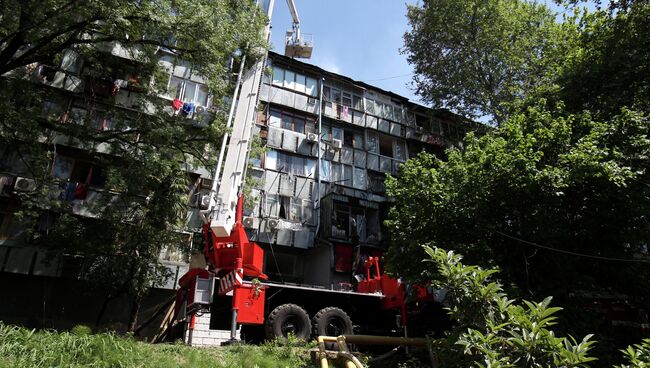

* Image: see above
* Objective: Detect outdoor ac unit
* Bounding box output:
[415,126,425,134]
[200,194,211,209]
[195,105,206,114]
[307,97,316,105]
[14,177,36,192]
[267,218,279,230]
[243,216,255,228]
[331,139,343,150]
[306,132,319,143]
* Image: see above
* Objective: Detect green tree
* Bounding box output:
[402,0,573,125]
[0,0,265,331]
[553,2,650,118]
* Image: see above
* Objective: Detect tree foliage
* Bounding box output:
[402,0,572,125]
[0,0,266,330]
[395,0,650,364]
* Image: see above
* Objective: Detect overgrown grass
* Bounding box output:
[0,322,315,368]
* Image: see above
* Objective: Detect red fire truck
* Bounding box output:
[173,0,436,344]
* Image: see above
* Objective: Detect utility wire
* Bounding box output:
[493,230,650,263]
[364,73,413,82]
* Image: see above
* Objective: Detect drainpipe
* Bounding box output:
[315,77,324,236]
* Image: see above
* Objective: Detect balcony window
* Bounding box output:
[353,95,363,110]
[271,66,318,97]
[366,132,379,154]
[342,92,352,107]
[306,78,317,96]
[269,108,312,134]
[165,75,210,107]
[266,151,316,177]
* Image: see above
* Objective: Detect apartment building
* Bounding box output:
[0,42,218,329]
[243,51,478,288]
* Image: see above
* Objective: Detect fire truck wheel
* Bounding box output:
[265,304,311,341]
[311,307,353,338]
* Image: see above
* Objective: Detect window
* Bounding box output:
[266,194,279,217]
[353,95,363,110]
[269,109,311,134]
[295,74,306,94]
[343,165,353,186]
[353,133,364,149]
[394,140,406,161]
[272,67,284,86]
[283,70,295,89]
[306,78,317,96]
[323,86,331,102]
[365,99,376,115]
[266,151,316,177]
[330,88,341,104]
[331,126,343,141]
[319,160,331,181]
[366,132,379,154]
[51,154,107,187]
[342,92,352,107]
[343,130,354,147]
[353,167,367,190]
[165,75,210,107]
[271,66,317,97]
[379,135,393,157]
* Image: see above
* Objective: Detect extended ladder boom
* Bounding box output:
[208,0,275,237]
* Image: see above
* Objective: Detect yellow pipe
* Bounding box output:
[316,334,429,368]
[317,336,332,368]
[337,336,359,368]
[341,334,427,347]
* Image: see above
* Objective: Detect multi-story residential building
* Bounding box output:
[241,51,478,289]
[0,42,218,330]
[0,42,478,334]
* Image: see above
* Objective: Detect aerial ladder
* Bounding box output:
[177,0,316,342]
[175,0,425,346]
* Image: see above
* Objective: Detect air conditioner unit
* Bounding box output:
[243,216,255,228]
[306,132,319,143]
[307,97,316,105]
[195,105,206,114]
[415,126,425,134]
[331,139,343,150]
[14,177,36,192]
[200,194,211,209]
[267,218,279,230]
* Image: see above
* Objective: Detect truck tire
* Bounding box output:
[311,307,354,338]
[265,303,311,341]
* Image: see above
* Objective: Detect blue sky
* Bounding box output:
[268,1,587,107]
[269,0,420,102]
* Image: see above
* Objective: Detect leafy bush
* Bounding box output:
[424,245,596,367]
[617,339,650,368]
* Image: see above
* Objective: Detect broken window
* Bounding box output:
[379,135,393,157]
[343,129,354,147]
[278,195,291,219]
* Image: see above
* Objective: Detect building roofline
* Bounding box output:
[267,51,475,124]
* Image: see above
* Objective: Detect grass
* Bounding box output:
[0,322,316,368]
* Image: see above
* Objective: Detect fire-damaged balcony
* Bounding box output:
[318,193,384,246]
